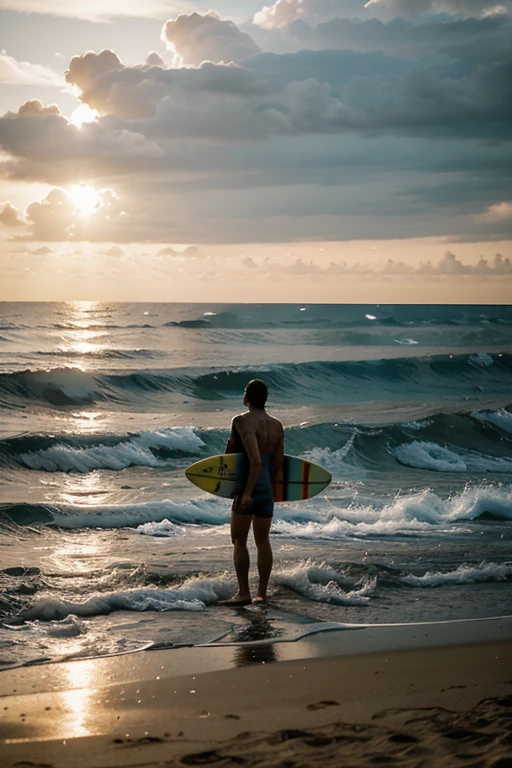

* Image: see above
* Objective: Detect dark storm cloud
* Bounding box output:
[59,44,512,143]
[306,12,511,59]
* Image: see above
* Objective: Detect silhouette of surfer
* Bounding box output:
[221,379,284,607]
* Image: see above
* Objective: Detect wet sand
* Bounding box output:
[1,619,511,768]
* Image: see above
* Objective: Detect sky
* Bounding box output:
[0,0,511,302]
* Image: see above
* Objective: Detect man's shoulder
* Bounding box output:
[232,412,253,430]
[268,413,283,427]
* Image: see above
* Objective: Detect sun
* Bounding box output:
[69,103,99,128]
[69,185,101,217]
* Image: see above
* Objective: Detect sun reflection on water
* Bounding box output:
[57,301,110,371]
[48,531,103,573]
[59,470,113,506]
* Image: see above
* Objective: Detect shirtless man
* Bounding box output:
[222,379,284,606]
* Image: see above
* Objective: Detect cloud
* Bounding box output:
[12,186,132,241]
[145,52,165,67]
[57,43,512,146]
[0,201,25,226]
[253,0,368,29]
[363,0,511,18]
[0,98,164,182]
[301,13,511,59]
[162,12,261,66]
[2,10,511,246]
[65,49,123,103]
[254,0,307,30]
[0,53,64,87]
[0,0,197,23]
[480,201,512,221]
[104,245,124,256]
[241,250,512,276]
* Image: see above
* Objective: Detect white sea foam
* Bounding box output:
[389,440,512,473]
[472,408,512,434]
[136,519,185,537]
[274,490,447,538]
[300,432,362,479]
[20,574,236,622]
[20,427,205,472]
[27,614,86,638]
[275,560,375,605]
[469,352,494,367]
[52,497,229,529]
[445,485,512,521]
[401,561,512,588]
[49,483,512,536]
[274,485,512,538]
[403,418,433,431]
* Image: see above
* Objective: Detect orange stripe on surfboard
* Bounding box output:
[302,461,310,500]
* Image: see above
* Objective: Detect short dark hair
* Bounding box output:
[245,379,268,408]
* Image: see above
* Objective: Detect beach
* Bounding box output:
[1,301,511,765]
[1,618,511,767]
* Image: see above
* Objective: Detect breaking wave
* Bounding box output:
[2,405,512,477]
[400,561,512,588]
[2,484,511,533]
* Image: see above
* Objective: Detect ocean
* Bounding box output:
[0,302,511,670]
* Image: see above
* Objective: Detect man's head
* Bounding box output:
[244,378,268,409]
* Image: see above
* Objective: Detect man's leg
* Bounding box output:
[253,515,273,601]
[226,509,253,604]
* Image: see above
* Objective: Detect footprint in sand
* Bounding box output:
[306,700,340,711]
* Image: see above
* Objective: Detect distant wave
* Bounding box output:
[49,323,157,331]
[2,484,511,534]
[163,308,512,331]
[1,352,511,408]
[34,348,166,361]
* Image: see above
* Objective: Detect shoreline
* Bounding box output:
[1,614,511,684]
[1,617,511,767]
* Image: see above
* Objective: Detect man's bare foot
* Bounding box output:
[253,596,267,604]
[220,594,252,607]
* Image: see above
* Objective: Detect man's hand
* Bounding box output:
[239,493,253,511]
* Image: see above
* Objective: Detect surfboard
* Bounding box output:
[185,453,331,502]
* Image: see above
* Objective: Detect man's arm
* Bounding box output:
[225,421,238,454]
[233,416,261,505]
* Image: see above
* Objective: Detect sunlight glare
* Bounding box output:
[69,186,102,217]
[69,103,99,128]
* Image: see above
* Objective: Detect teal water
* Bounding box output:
[0,302,511,669]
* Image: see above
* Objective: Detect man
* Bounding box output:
[222,379,284,606]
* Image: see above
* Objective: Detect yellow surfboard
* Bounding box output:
[185,453,331,501]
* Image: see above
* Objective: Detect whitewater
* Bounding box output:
[0,302,511,669]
